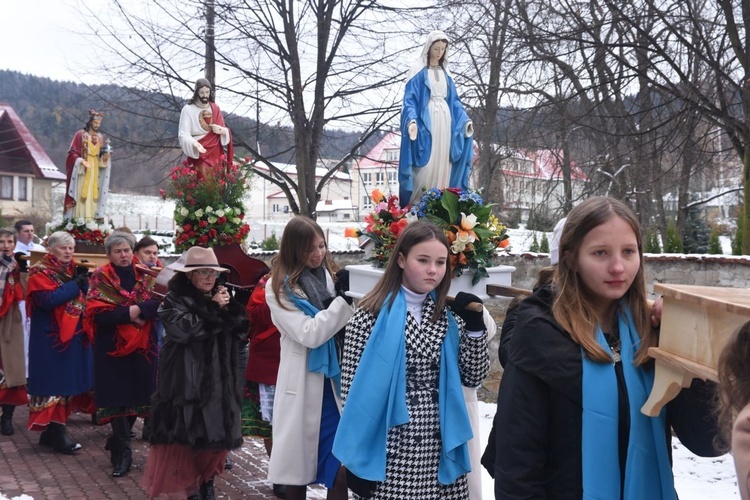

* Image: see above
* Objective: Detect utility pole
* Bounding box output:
[204,0,216,89]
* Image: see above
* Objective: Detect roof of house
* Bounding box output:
[500,148,587,181]
[357,131,401,170]
[0,103,65,180]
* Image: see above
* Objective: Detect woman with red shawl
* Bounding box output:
[26,231,93,454]
[85,231,160,478]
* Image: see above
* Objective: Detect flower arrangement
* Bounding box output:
[413,188,509,284]
[161,156,253,252]
[46,218,113,246]
[348,187,509,284]
[345,189,414,266]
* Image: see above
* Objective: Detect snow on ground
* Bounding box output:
[477,401,739,500]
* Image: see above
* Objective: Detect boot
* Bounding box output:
[104,435,120,467]
[272,484,287,499]
[110,417,132,477]
[48,422,81,454]
[1,405,15,436]
[200,477,216,500]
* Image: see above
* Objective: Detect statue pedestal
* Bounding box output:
[346,264,516,300]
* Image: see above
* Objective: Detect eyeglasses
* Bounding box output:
[193,269,220,278]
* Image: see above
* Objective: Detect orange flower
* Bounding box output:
[498,238,510,249]
[344,227,360,238]
[371,188,386,203]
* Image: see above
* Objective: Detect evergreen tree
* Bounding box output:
[664,220,684,253]
[644,226,662,253]
[539,233,550,253]
[261,232,279,251]
[708,227,722,254]
[529,233,540,252]
[733,216,745,255]
[682,204,711,254]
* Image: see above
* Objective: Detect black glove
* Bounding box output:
[346,469,379,498]
[74,274,89,292]
[335,269,350,295]
[13,252,28,273]
[449,291,485,331]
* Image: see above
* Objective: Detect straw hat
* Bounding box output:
[170,246,229,273]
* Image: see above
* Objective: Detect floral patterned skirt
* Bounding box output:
[241,381,272,439]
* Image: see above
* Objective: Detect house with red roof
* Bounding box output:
[0,103,65,219]
[353,132,587,222]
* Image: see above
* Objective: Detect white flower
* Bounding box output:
[176,226,183,233]
[450,232,475,253]
[231,217,241,224]
[180,207,189,217]
[86,222,98,231]
[215,209,225,217]
[224,207,233,215]
[75,217,86,226]
[208,216,218,224]
[65,222,74,231]
[405,212,419,224]
[459,212,478,231]
[194,209,204,218]
[205,206,214,213]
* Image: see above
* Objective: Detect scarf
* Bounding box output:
[83,262,156,358]
[581,306,675,500]
[0,255,21,318]
[333,289,472,484]
[285,269,340,392]
[26,253,88,345]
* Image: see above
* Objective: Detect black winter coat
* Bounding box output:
[148,281,249,450]
[492,286,720,500]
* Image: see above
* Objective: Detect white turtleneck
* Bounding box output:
[402,285,427,324]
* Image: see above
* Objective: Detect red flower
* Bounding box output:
[217,216,227,224]
[208,228,217,238]
[446,187,462,196]
[182,223,192,231]
[159,188,166,200]
[198,235,209,245]
[199,220,209,228]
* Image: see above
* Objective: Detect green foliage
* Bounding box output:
[261,232,280,251]
[539,233,550,253]
[529,233,540,252]
[681,204,711,254]
[663,220,684,253]
[644,226,662,254]
[708,227,722,254]
[732,215,744,255]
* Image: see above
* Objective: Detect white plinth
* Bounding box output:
[346,264,516,300]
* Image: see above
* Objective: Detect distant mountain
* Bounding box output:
[0,70,383,196]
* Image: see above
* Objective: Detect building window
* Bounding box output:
[376,172,384,184]
[362,172,372,186]
[362,195,372,210]
[385,149,399,162]
[18,178,27,201]
[0,176,12,200]
[387,171,397,184]
[272,204,280,213]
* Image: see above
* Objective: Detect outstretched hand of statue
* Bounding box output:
[195,141,207,154]
[408,121,418,141]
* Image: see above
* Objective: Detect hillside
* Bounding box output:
[0,70,384,196]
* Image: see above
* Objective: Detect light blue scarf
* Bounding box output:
[581,306,675,500]
[333,289,472,484]
[285,285,341,394]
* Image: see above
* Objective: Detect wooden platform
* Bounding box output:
[642,283,750,416]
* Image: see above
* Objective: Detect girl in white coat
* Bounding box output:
[266,217,353,500]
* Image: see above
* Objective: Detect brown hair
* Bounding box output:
[358,220,450,323]
[270,217,338,308]
[426,38,449,68]
[716,320,750,452]
[551,196,653,365]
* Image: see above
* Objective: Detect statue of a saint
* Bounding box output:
[399,31,474,207]
[178,78,233,172]
[65,110,112,221]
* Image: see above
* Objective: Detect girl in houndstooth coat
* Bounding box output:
[335,221,490,500]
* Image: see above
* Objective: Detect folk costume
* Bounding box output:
[26,253,93,450]
[493,286,720,500]
[0,254,27,434]
[399,30,473,207]
[337,288,489,500]
[265,267,353,487]
[141,247,248,498]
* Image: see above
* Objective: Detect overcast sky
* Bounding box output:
[2,0,110,84]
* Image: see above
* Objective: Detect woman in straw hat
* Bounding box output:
[140,246,249,500]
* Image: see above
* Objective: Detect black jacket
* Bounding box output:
[148,281,249,450]
[491,286,720,499]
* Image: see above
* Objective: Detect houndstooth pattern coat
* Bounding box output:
[341,295,490,500]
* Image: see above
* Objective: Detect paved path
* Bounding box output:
[0,406,329,499]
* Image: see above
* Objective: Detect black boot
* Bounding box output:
[1,405,15,436]
[110,417,132,477]
[200,477,216,500]
[48,422,81,454]
[272,484,287,499]
[104,435,120,467]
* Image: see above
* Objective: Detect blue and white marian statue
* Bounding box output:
[399,30,474,207]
